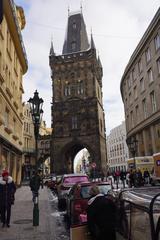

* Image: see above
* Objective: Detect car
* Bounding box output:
[66,181,111,227]
[57,173,89,210]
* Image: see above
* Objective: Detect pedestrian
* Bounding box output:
[143,168,150,185]
[120,170,126,188]
[0,170,16,227]
[29,170,41,202]
[87,184,116,240]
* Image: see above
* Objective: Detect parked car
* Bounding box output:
[57,173,89,209]
[68,181,111,240]
[67,181,111,224]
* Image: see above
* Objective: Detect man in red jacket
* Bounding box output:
[0,170,16,227]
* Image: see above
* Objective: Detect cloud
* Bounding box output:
[15,0,160,135]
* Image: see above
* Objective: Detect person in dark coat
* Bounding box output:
[87,185,116,240]
[0,170,16,227]
[29,171,41,202]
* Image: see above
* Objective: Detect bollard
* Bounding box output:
[33,194,39,226]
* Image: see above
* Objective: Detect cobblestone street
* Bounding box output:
[0,186,69,240]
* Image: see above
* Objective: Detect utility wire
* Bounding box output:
[27,20,139,39]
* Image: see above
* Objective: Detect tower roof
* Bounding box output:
[50,40,55,56]
[90,32,96,49]
[62,11,90,54]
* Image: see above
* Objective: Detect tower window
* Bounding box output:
[77,80,84,95]
[73,23,76,29]
[64,84,71,96]
[72,116,78,129]
[71,42,76,51]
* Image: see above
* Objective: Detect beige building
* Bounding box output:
[120,8,160,157]
[22,103,35,180]
[0,1,28,184]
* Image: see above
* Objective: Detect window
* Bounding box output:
[130,111,134,128]
[64,84,71,96]
[146,47,151,63]
[135,105,139,124]
[77,80,84,95]
[140,78,145,92]
[132,68,136,81]
[154,34,160,51]
[150,91,157,113]
[129,92,132,105]
[148,68,154,83]
[157,58,160,74]
[72,116,78,129]
[73,23,76,29]
[71,42,76,51]
[127,76,131,88]
[4,109,9,127]
[138,59,143,73]
[142,98,147,119]
[134,86,137,99]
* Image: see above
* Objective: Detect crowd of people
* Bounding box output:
[107,168,151,188]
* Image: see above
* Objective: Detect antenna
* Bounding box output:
[68,5,70,16]
[80,1,83,14]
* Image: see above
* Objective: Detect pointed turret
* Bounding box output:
[62,10,89,54]
[90,32,96,49]
[50,40,55,56]
[98,55,102,68]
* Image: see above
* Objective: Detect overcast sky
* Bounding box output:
[15,0,160,135]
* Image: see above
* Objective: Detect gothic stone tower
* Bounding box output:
[49,11,107,174]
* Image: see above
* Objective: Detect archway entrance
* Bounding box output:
[73,148,90,173]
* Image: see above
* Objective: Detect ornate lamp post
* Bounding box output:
[127,136,138,169]
[28,90,43,227]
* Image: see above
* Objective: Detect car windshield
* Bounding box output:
[63,176,88,184]
[81,184,111,199]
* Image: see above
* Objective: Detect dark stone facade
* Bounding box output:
[49,12,107,174]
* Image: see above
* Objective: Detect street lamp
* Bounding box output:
[28,90,43,170]
[28,90,43,226]
[127,136,138,169]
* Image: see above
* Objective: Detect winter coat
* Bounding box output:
[0,176,16,207]
[87,194,116,240]
[29,174,41,192]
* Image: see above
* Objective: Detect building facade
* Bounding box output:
[50,10,107,174]
[107,121,129,172]
[0,0,28,184]
[120,8,160,158]
[22,103,35,180]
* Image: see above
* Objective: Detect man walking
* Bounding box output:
[0,170,16,227]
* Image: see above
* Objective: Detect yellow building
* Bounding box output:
[0,0,28,184]
[22,103,35,180]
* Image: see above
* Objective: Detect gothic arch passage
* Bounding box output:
[60,141,94,174]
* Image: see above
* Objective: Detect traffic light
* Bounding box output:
[0,0,3,24]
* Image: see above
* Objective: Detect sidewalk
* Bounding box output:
[0,186,56,240]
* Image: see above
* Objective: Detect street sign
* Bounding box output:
[91,162,96,168]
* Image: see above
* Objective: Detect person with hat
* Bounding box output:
[0,170,16,227]
[87,184,116,240]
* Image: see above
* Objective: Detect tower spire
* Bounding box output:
[90,30,96,49]
[50,36,55,56]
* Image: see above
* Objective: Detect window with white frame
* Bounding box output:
[146,47,151,63]
[148,68,154,83]
[140,78,145,92]
[72,116,78,129]
[142,98,147,119]
[150,91,157,113]
[157,58,160,74]
[154,34,160,51]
